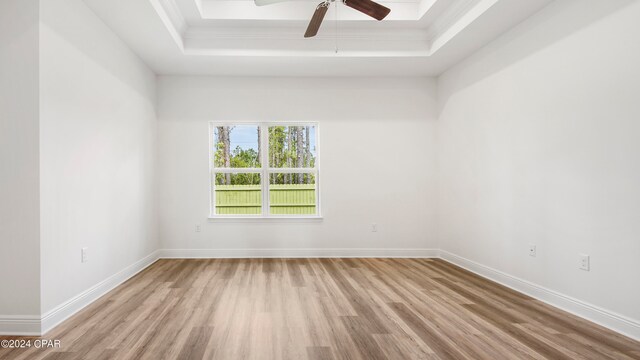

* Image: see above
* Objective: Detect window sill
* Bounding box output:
[208,216,323,222]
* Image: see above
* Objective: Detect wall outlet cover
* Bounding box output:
[81,247,88,263]
[579,254,590,271]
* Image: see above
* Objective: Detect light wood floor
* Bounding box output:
[1,258,639,360]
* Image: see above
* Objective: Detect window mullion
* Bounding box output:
[261,125,270,216]
[212,168,262,173]
[266,168,316,173]
[209,122,215,217]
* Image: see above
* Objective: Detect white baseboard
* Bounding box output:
[4,248,638,342]
[39,250,161,335]
[159,248,440,259]
[1,248,433,336]
[0,316,41,336]
[439,250,640,341]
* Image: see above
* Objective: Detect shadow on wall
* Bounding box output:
[40,0,155,103]
[437,0,636,113]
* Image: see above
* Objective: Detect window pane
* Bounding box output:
[213,125,260,168]
[215,173,261,215]
[269,173,316,215]
[268,125,316,168]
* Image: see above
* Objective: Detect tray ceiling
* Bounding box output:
[83,0,553,76]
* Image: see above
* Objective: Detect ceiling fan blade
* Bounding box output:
[343,0,390,21]
[304,3,330,38]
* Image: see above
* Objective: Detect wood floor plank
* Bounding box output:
[373,333,438,360]
[306,346,334,360]
[388,301,470,360]
[175,326,213,360]
[1,258,639,360]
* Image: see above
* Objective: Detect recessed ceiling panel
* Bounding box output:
[82,0,553,76]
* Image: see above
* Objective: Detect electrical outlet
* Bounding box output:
[81,247,88,263]
[371,223,378,232]
[195,224,201,232]
[528,244,536,257]
[579,254,590,271]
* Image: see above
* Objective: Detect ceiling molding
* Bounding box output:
[83,0,554,76]
[149,0,497,56]
[197,1,421,21]
[149,0,186,49]
[429,0,498,52]
[194,0,204,15]
[417,0,436,18]
[198,0,422,4]
[183,26,430,42]
[424,0,480,42]
[158,0,188,34]
[183,48,431,57]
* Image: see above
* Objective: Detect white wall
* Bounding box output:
[4,0,639,340]
[39,0,158,315]
[158,76,438,255]
[0,0,41,319]
[437,0,640,326]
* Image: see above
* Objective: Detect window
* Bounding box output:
[210,123,319,217]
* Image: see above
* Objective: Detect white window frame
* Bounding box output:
[209,122,321,219]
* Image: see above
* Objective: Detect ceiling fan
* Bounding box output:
[254,0,391,38]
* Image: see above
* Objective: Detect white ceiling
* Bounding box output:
[83,0,553,76]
